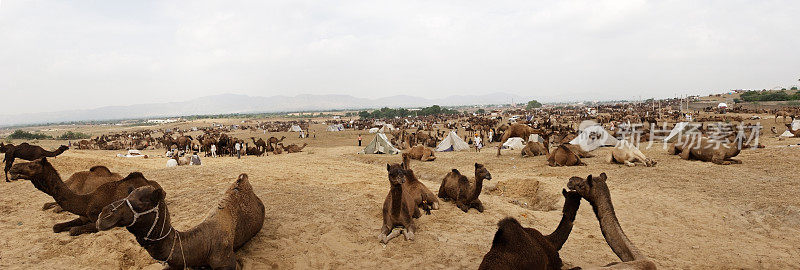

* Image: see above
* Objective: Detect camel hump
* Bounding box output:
[121,172,146,181]
[493,217,523,245]
[89,166,113,175]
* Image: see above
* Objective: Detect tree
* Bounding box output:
[476,108,486,114]
[526,100,542,110]
[792,86,798,91]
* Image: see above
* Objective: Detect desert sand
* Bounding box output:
[1,121,799,269]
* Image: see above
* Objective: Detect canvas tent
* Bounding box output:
[436,131,470,152]
[369,127,380,133]
[502,137,525,150]
[326,124,344,132]
[288,125,302,132]
[569,125,619,151]
[718,103,728,109]
[379,124,396,133]
[359,133,400,155]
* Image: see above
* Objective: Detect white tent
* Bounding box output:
[436,131,471,152]
[288,125,302,132]
[368,127,380,133]
[359,133,400,154]
[528,134,544,143]
[780,130,795,137]
[569,125,619,151]
[326,124,344,132]
[718,103,728,109]
[502,137,525,150]
[663,122,695,142]
[379,124,396,133]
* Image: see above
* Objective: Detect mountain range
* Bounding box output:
[0,92,531,127]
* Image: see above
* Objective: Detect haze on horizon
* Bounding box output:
[1,0,799,116]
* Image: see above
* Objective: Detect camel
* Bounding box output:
[3,143,69,182]
[668,135,743,165]
[437,163,492,213]
[776,110,793,123]
[379,162,420,244]
[38,166,123,212]
[521,141,549,157]
[567,173,657,269]
[250,137,267,152]
[96,174,264,269]
[268,136,286,150]
[548,145,586,167]
[498,123,537,145]
[176,135,194,150]
[785,123,800,137]
[8,158,161,235]
[279,142,307,153]
[273,146,283,155]
[479,189,582,269]
[404,145,436,161]
[564,144,595,158]
[608,141,656,167]
[246,146,265,156]
[400,153,439,214]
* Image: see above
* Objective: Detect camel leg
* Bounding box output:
[678,148,691,160]
[401,228,415,241]
[378,225,391,243]
[42,202,58,211]
[69,222,99,236]
[456,201,470,213]
[53,217,88,233]
[725,158,742,164]
[472,200,485,213]
[624,160,636,167]
[208,247,237,270]
[4,157,13,182]
[383,228,403,244]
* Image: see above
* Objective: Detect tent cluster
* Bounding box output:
[326,124,344,132]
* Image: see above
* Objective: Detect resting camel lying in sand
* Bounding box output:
[548,145,586,167]
[521,134,550,157]
[400,153,439,214]
[608,141,657,167]
[784,123,800,137]
[479,190,581,269]
[564,144,595,158]
[379,162,420,244]
[279,142,308,153]
[96,173,265,269]
[38,165,123,212]
[438,163,492,212]
[9,158,161,235]
[405,145,436,161]
[567,173,657,269]
[668,135,743,165]
[3,143,68,182]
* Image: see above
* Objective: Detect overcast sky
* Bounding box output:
[1,0,799,115]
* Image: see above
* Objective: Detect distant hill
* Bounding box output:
[0,92,530,126]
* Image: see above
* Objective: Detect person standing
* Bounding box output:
[235,142,241,159]
[358,134,362,146]
[210,144,217,158]
[474,133,482,152]
[487,129,493,144]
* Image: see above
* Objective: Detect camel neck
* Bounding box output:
[591,193,645,262]
[132,204,184,265]
[37,167,88,215]
[466,174,485,202]
[390,183,404,215]
[546,194,580,251]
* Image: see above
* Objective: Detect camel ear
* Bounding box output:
[561,188,567,197]
[149,188,166,203]
[474,162,479,169]
[127,186,135,195]
[598,173,607,182]
[387,164,391,172]
[586,174,593,187]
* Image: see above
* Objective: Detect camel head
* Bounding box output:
[644,158,657,167]
[8,157,51,181]
[386,163,407,186]
[567,173,609,204]
[96,185,166,231]
[475,163,492,181]
[58,145,69,151]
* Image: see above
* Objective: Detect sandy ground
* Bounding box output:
[2,121,800,269]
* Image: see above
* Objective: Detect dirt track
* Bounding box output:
[1,122,799,269]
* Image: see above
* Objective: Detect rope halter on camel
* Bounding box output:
[107,198,172,242]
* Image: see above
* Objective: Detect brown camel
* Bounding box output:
[38,165,123,212]
[96,173,265,269]
[3,143,69,182]
[785,123,800,137]
[437,163,492,212]
[668,135,742,165]
[250,137,267,152]
[521,141,549,157]
[498,123,537,146]
[268,136,286,150]
[564,144,595,158]
[279,142,307,153]
[479,189,582,270]
[608,141,656,167]
[246,146,266,156]
[8,158,161,235]
[379,162,420,244]
[567,173,657,269]
[548,145,586,167]
[404,145,436,161]
[176,135,194,150]
[776,110,792,123]
[400,153,439,214]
